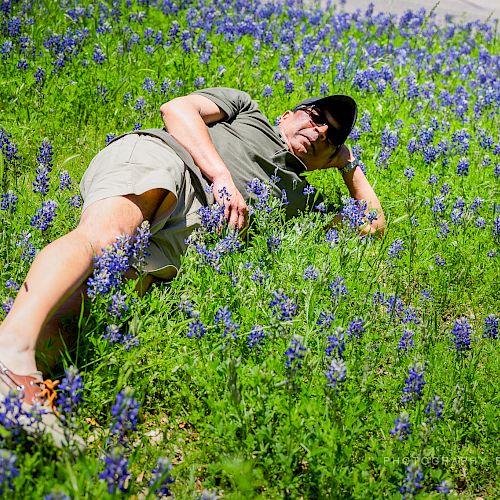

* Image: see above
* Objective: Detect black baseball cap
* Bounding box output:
[293,95,358,146]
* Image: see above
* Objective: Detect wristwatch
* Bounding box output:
[338,159,357,175]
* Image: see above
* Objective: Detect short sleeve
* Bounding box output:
[191,87,258,119]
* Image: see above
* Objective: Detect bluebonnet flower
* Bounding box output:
[424,395,444,428]
[346,318,365,341]
[404,168,415,181]
[108,292,128,319]
[456,158,469,176]
[437,221,450,238]
[270,290,298,321]
[493,216,500,239]
[134,97,146,112]
[16,58,28,70]
[109,387,140,441]
[428,174,439,185]
[388,239,404,260]
[303,185,315,196]
[34,66,45,85]
[1,41,13,59]
[0,128,20,164]
[56,366,84,420]
[87,235,132,298]
[0,190,18,213]
[325,228,339,245]
[105,133,116,145]
[104,324,121,343]
[317,312,335,333]
[401,363,426,404]
[483,314,498,339]
[267,235,281,252]
[59,171,72,190]
[451,318,472,352]
[99,448,130,493]
[142,77,156,94]
[329,276,349,300]
[436,480,451,494]
[2,297,14,315]
[215,306,239,340]
[93,44,106,64]
[262,85,273,98]
[435,256,446,267]
[198,203,225,234]
[341,198,370,229]
[247,326,266,351]
[251,267,269,285]
[390,412,412,441]
[0,450,20,495]
[324,357,346,390]
[30,200,58,232]
[246,178,272,213]
[188,318,207,339]
[360,111,372,132]
[381,126,399,150]
[149,457,174,497]
[69,195,83,208]
[400,463,423,498]
[37,139,54,169]
[194,76,205,88]
[16,231,37,262]
[131,221,151,269]
[5,279,19,292]
[285,335,307,375]
[325,326,346,359]
[419,289,433,303]
[32,165,50,195]
[303,265,318,281]
[398,330,415,352]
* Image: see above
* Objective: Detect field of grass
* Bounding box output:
[0,0,499,498]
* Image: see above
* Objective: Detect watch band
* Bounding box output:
[338,159,357,175]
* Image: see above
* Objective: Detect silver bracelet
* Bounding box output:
[338,160,357,175]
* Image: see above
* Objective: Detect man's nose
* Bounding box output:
[315,123,329,141]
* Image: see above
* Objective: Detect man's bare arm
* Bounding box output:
[329,145,386,237]
[160,95,248,229]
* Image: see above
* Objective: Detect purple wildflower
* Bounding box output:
[59,171,72,190]
[390,412,412,441]
[456,158,469,176]
[285,335,307,375]
[324,357,346,390]
[104,324,121,343]
[483,314,498,339]
[99,448,130,494]
[56,366,84,420]
[0,450,20,495]
[1,190,18,213]
[401,363,426,404]
[247,325,266,351]
[32,166,50,195]
[388,239,404,260]
[187,318,206,339]
[5,279,19,292]
[436,480,451,494]
[215,306,240,340]
[16,231,36,262]
[398,329,415,352]
[269,290,298,321]
[109,387,140,441]
[329,276,349,300]
[346,318,365,341]
[69,195,83,208]
[424,395,444,428]
[149,457,174,497]
[303,265,318,281]
[267,235,281,252]
[30,200,58,232]
[325,229,339,245]
[108,292,128,319]
[400,463,424,498]
[451,318,472,352]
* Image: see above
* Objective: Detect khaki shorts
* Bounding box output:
[80,133,204,279]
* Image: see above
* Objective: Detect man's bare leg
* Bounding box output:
[0,189,166,376]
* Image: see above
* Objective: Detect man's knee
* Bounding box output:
[77,189,167,251]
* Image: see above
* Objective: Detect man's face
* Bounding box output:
[279,106,343,170]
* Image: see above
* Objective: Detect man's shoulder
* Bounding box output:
[191,87,259,117]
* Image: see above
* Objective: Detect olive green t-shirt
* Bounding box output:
[192,87,319,219]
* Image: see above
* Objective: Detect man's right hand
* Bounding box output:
[212,173,248,230]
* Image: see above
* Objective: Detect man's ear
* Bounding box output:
[279,110,292,123]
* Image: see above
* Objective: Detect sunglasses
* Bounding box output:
[296,105,344,148]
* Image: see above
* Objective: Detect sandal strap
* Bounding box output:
[0,361,59,411]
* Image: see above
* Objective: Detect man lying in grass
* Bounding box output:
[0,87,385,446]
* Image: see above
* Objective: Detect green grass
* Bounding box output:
[0,0,499,498]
